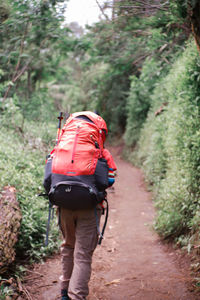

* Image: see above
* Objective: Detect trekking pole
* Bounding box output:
[45,202,53,246]
[44,112,63,246]
[56,112,63,145]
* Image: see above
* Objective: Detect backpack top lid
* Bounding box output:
[72,111,108,135]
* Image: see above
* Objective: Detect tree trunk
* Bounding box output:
[27,69,32,98]
[0,186,22,274]
[189,1,200,53]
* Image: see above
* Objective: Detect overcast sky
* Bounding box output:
[64,0,103,27]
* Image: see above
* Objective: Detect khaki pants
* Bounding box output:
[59,207,101,300]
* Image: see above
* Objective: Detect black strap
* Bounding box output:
[98,198,109,245]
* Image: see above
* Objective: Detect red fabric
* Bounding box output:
[52,111,117,176]
[102,149,117,170]
[71,111,108,137]
[52,118,101,176]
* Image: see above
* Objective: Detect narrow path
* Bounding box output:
[23,149,198,300]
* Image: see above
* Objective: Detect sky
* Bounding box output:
[64,0,107,27]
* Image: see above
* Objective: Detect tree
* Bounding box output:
[0,0,71,103]
[188,0,200,52]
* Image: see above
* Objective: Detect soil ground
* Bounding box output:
[23,148,200,300]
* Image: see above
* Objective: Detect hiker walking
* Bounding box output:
[43,111,116,300]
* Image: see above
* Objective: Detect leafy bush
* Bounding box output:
[125,58,165,146]
[0,120,60,261]
[136,41,200,240]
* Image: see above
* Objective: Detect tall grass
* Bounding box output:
[136,41,200,243]
[0,115,60,261]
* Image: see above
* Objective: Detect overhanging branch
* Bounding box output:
[95,0,109,20]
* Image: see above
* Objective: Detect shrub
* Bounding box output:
[136,40,200,240]
[0,121,60,261]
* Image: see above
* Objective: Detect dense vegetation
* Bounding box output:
[0,0,73,265]
[1,0,200,288]
[136,41,200,243]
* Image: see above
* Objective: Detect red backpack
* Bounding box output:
[44,111,111,210]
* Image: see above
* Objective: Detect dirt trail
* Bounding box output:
[23,149,199,300]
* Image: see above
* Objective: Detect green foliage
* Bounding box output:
[170,0,200,20]
[0,0,72,268]
[0,0,10,23]
[69,62,110,113]
[170,0,188,19]
[0,0,72,106]
[125,58,166,146]
[136,41,200,240]
[0,121,59,260]
[0,283,14,300]
[124,6,190,146]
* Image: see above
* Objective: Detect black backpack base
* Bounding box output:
[49,181,105,210]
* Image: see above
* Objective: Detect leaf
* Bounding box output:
[6,81,14,86]
[105,279,120,286]
[20,53,30,58]
[10,37,20,43]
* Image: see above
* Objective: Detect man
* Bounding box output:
[44,111,116,300]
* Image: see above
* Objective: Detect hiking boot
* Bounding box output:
[61,289,71,300]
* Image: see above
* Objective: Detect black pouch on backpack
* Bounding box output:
[43,157,52,193]
[48,181,100,210]
[95,158,109,191]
